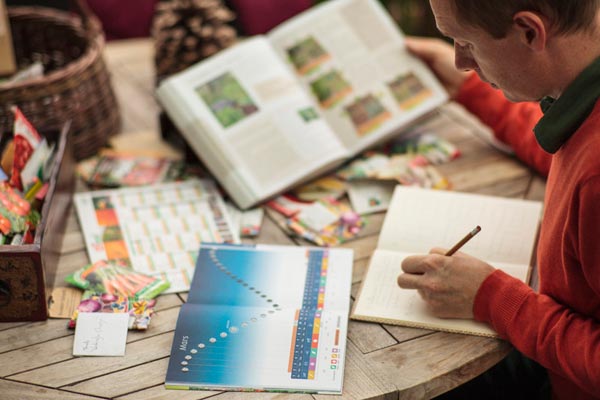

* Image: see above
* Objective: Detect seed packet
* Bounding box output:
[291,175,347,201]
[287,198,365,246]
[65,259,170,300]
[79,150,185,188]
[68,293,156,330]
[9,107,41,190]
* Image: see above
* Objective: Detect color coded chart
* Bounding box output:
[290,250,328,379]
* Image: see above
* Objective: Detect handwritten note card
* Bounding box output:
[73,312,129,356]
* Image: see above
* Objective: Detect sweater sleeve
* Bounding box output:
[473,177,600,396]
[455,74,552,177]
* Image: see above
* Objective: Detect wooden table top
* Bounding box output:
[0,38,546,400]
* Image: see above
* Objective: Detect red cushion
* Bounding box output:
[85,0,158,40]
[229,0,313,35]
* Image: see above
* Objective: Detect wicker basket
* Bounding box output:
[0,1,120,160]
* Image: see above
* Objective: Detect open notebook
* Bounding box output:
[351,186,543,337]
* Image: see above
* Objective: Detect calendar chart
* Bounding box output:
[165,243,353,394]
[290,250,331,380]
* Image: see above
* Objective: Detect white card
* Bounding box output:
[73,312,129,356]
[296,202,339,232]
[20,138,50,190]
[348,180,396,215]
[226,202,264,237]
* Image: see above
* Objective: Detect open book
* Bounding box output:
[165,243,353,393]
[351,186,543,337]
[156,0,448,209]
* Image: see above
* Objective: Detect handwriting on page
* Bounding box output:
[73,312,129,356]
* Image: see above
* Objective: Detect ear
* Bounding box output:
[513,11,548,51]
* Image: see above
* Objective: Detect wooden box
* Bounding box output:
[0,122,74,321]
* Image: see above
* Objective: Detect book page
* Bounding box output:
[157,37,348,208]
[378,186,543,266]
[352,249,510,337]
[267,0,448,154]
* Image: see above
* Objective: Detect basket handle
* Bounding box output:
[70,0,104,42]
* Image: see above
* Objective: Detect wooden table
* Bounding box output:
[0,39,547,400]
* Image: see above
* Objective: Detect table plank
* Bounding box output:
[62,358,171,398]
[347,318,398,354]
[11,332,175,388]
[0,319,73,354]
[313,340,398,400]
[116,384,219,400]
[365,332,511,399]
[0,379,102,400]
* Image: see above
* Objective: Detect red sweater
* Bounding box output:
[456,74,600,400]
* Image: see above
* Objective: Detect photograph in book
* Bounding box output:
[195,72,259,128]
[75,180,240,293]
[309,70,353,109]
[165,243,353,393]
[287,36,331,76]
[388,72,434,110]
[156,0,449,209]
[298,106,320,122]
[351,186,543,337]
[345,94,392,136]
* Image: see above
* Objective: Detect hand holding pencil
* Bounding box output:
[397,226,495,319]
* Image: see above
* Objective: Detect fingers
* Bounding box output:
[401,252,446,274]
[404,37,435,61]
[401,255,426,274]
[397,272,421,289]
[398,253,445,288]
[405,36,452,61]
[429,247,447,255]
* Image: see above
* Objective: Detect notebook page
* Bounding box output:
[377,186,542,266]
[352,249,503,336]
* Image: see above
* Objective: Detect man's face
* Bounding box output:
[430,0,545,102]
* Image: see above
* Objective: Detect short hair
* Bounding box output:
[451,0,600,38]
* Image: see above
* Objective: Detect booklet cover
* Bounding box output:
[165,243,353,394]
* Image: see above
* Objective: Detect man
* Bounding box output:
[396,1,600,399]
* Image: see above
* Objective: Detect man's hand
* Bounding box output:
[397,248,495,319]
[405,36,472,98]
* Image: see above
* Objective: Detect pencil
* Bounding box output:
[445,226,481,256]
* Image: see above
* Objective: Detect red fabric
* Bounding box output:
[84,0,312,40]
[228,0,313,35]
[459,77,600,400]
[85,0,158,40]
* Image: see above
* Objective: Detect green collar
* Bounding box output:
[534,56,600,153]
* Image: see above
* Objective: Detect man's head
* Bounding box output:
[429,0,600,102]
[451,0,600,39]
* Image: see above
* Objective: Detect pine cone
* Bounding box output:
[152,0,238,82]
